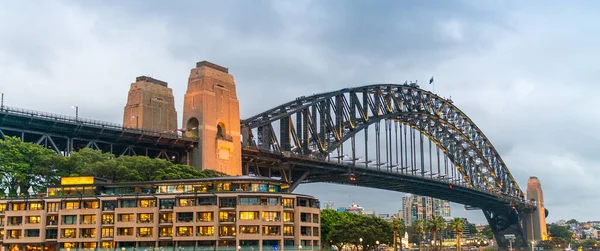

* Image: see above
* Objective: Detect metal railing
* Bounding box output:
[0,106,197,141]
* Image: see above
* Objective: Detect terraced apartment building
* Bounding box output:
[0,176,321,251]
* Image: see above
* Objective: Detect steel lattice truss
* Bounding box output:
[241,84,525,200]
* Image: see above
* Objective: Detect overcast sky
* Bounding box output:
[1,0,599,224]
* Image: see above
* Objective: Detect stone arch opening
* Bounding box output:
[217,122,226,139]
[186,117,199,138]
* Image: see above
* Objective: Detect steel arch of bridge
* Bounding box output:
[241,84,525,201]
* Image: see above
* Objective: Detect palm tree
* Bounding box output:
[427,216,446,251]
[449,218,465,251]
[393,217,407,251]
[413,219,426,251]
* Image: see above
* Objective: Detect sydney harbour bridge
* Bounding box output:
[0,61,547,250]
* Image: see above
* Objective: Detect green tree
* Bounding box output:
[0,136,65,195]
[482,225,494,240]
[449,218,465,251]
[323,211,393,251]
[467,224,477,237]
[427,216,445,251]
[393,217,407,251]
[548,224,574,240]
[413,219,426,251]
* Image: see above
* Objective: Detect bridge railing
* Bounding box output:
[0,106,198,141]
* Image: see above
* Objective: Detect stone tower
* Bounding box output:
[182,61,242,176]
[525,176,548,241]
[123,76,178,133]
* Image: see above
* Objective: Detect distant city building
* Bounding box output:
[323,201,334,210]
[336,203,376,216]
[402,194,451,226]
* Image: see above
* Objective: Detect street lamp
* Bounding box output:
[71,105,79,120]
[360,238,363,251]
[376,241,380,251]
[298,245,303,250]
[237,246,241,251]
[531,241,535,251]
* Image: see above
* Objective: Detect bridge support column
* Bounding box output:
[484,208,528,251]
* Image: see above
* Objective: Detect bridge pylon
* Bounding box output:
[524,176,548,242]
[182,61,242,176]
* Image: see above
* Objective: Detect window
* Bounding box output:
[301,213,311,222]
[102,214,114,224]
[83,201,99,209]
[239,226,259,234]
[177,227,193,237]
[62,228,76,238]
[313,214,319,223]
[117,228,133,236]
[118,214,134,222]
[197,226,214,236]
[46,202,59,212]
[81,215,96,224]
[9,216,23,226]
[197,212,213,222]
[0,203,6,212]
[8,230,22,239]
[46,216,58,226]
[46,229,58,239]
[102,201,117,211]
[159,199,175,209]
[101,228,114,238]
[159,227,173,237]
[138,227,153,237]
[301,226,311,236]
[138,213,154,223]
[283,212,294,223]
[313,227,319,236]
[26,216,41,224]
[283,226,294,236]
[101,242,115,249]
[219,226,236,236]
[282,198,294,208]
[239,211,259,220]
[159,213,173,223]
[121,199,136,208]
[63,215,77,225]
[80,228,96,238]
[219,197,236,208]
[29,202,42,210]
[177,212,193,222]
[260,197,279,206]
[298,198,308,207]
[219,211,236,222]
[178,198,195,207]
[262,212,280,222]
[262,226,280,236]
[198,196,216,205]
[139,199,156,208]
[25,229,40,237]
[11,203,25,211]
[239,197,259,205]
[82,242,97,249]
[64,201,79,210]
[216,182,231,191]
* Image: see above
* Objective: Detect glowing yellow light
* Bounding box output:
[61,177,94,185]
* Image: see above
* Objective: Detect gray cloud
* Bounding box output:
[1,0,599,223]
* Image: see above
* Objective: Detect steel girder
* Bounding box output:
[241,84,525,201]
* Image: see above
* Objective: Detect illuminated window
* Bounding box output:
[177,227,193,237]
[261,212,280,222]
[239,211,259,220]
[101,228,113,238]
[102,214,114,224]
[138,213,154,223]
[63,243,77,248]
[262,226,280,236]
[282,198,294,208]
[26,216,41,224]
[159,213,173,223]
[219,211,236,222]
[62,228,76,238]
[64,201,79,210]
[283,212,294,222]
[178,198,195,207]
[138,227,153,237]
[219,226,236,236]
[11,203,25,211]
[81,215,96,224]
[9,216,22,226]
[216,183,231,191]
[139,199,156,208]
[101,242,115,249]
[197,212,213,222]
[118,214,134,222]
[46,216,58,226]
[28,202,42,210]
[0,204,6,212]
[159,227,173,237]
[283,226,294,236]
[80,228,96,238]
[82,242,97,249]
[83,201,99,209]
[46,202,59,212]
[197,226,214,236]
[63,215,76,225]
[8,230,22,239]
[117,228,133,236]
[239,226,259,234]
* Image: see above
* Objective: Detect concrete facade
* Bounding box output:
[182,61,242,176]
[123,76,178,133]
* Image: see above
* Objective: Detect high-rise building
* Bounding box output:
[323,201,334,210]
[402,194,451,226]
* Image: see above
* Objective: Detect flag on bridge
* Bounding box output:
[429,76,434,85]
